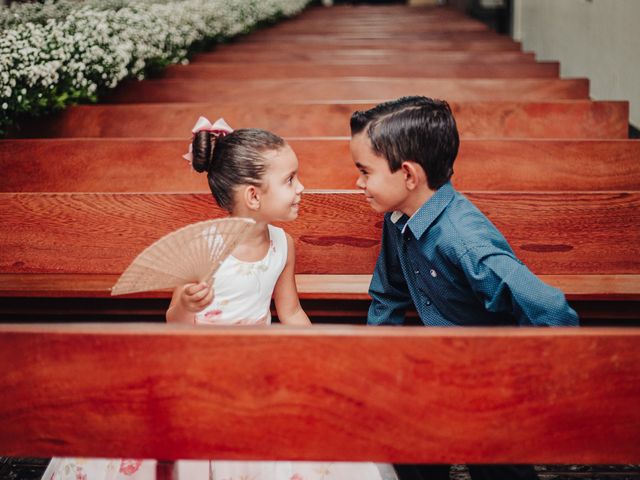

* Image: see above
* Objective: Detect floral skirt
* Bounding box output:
[43,458,396,480]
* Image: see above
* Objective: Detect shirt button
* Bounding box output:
[426,300,432,306]
[414,269,420,275]
[430,269,437,278]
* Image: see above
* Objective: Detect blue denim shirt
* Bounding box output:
[368,182,579,327]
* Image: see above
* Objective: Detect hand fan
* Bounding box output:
[111,217,255,296]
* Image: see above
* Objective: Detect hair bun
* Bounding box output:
[191,130,214,173]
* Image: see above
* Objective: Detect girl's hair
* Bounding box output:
[191,128,286,211]
[350,96,459,190]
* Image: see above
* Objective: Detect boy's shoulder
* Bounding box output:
[441,192,515,256]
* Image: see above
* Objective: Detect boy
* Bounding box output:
[350,96,579,480]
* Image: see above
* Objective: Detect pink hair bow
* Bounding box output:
[182,116,234,164]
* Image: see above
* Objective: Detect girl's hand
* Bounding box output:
[179,282,214,312]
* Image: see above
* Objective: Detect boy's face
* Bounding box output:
[350,133,409,213]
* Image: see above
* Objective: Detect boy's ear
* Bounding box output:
[243,185,261,210]
[401,161,426,190]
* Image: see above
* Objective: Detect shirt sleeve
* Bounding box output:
[367,219,412,326]
[458,245,579,326]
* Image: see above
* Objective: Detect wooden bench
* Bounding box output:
[11,101,626,139]
[161,62,560,79]
[0,192,638,322]
[219,38,523,52]
[248,9,490,28]
[3,139,639,192]
[249,24,492,34]
[244,22,492,36]
[192,50,538,64]
[1,323,639,463]
[104,78,590,104]
[258,30,495,41]
[244,12,497,24]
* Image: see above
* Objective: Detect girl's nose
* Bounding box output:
[297,180,305,193]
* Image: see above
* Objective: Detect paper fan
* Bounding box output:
[111,217,255,296]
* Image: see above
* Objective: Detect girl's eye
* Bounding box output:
[287,175,295,184]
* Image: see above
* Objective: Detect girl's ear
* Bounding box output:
[243,185,261,211]
[401,161,426,190]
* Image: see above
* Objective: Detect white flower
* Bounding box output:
[0,0,312,134]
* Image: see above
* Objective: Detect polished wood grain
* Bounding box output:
[3,139,639,192]
[11,101,627,139]
[213,38,522,51]
[0,192,638,276]
[162,62,558,79]
[193,50,537,64]
[242,23,491,35]
[264,11,494,35]
[105,78,590,103]
[178,57,555,78]
[252,20,490,34]
[1,324,639,462]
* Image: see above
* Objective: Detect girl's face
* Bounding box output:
[258,144,304,222]
[350,133,409,213]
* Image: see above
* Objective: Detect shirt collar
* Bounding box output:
[390,181,456,239]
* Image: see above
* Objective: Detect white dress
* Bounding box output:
[43,459,395,480]
[195,224,287,326]
[43,226,394,480]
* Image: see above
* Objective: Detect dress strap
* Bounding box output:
[267,225,288,273]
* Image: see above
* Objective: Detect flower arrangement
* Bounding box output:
[0,0,310,136]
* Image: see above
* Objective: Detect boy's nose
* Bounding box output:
[297,181,305,193]
[356,176,366,189]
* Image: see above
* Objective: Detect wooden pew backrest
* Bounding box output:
[1,324,639,463]
[10,101,626,139]
[193,50,538,64]
[3,139,639,192]
[213,38,522,51]
[1,191,638,276]
[105,78,590,103]
[161,62,559,79]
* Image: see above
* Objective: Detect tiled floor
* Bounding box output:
[536,465,640,480]
[0,458,51,480]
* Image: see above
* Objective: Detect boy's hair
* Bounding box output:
[192,129,285,211]
[350,96,459,190]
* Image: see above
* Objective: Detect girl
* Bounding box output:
[166,116,310,327]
